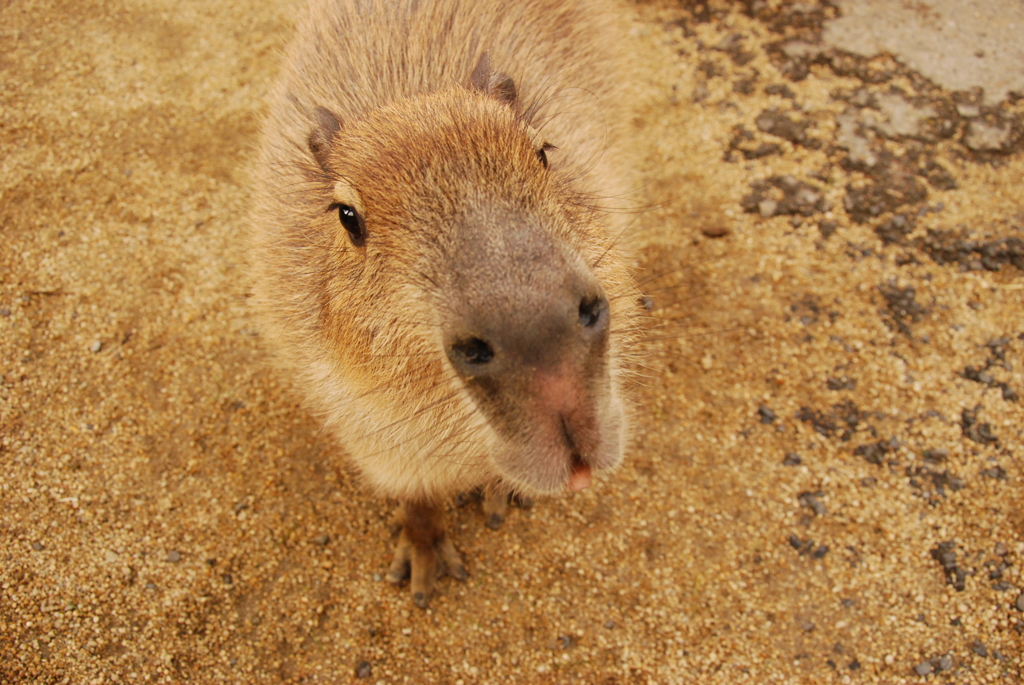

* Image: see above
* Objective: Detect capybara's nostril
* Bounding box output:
[449,336,495,370]
[578,295,609,334]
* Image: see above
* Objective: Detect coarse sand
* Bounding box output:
[2,1,1022,683]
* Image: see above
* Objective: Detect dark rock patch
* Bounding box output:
[755,108,818,147]
[920,229,1024,273]
[961,406,999,445]
[844,171,927,223]
[877,282,927,336]
[854,437,897,466]
[931,541,968,592]
[875,214,914,245]
[741,175,830,218]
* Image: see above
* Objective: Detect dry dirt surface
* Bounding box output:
[2,0,1023,683]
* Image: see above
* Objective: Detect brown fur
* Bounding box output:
[249,0,643,602]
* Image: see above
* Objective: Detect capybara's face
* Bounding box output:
[306,88,637,496]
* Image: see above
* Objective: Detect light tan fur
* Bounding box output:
[249,0,643,603]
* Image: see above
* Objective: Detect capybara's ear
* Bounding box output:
[469,52,517,107]
[307,105,341,172]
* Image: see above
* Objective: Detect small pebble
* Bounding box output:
[913,661,933,676]
[372,573,382,582]
[1015,592,1024,612]
[604,620,615,629]
[89,340,103,353]
[970,640,988,657]
[167,550,182,563]
[31,541,44,551]
[937,655,952,671]
[221,574,233,585]
[355,661,372,679]
[312,533,330,546]
[980,466,1006,480]
[0,307,11,317]
[783,452,802,466]
[798,491,827,516]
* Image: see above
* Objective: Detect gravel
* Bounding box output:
[2,2,1022,684]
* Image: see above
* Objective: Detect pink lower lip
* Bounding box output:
[568,462,592,491]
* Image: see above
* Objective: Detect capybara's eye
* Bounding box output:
[537,142,555,169]
[332,203,366,247]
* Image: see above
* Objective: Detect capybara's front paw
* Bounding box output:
[387,501,467,608]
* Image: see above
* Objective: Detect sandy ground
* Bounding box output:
[2,0,1023,683]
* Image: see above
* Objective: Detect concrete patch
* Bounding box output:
[824,0,1024,106]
